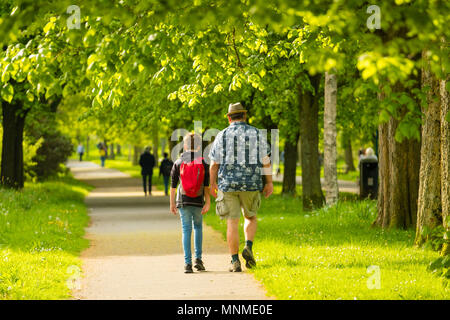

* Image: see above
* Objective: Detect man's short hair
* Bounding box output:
[183,132,202,151]
[229,112,246,121]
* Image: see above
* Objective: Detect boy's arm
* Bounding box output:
[169,162,179,215]
[170,187,177,215]
[262,155,273,198]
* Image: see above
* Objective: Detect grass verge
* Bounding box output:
[204,185,449,300]
[0,175,92,299]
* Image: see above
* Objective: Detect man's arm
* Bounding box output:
[209,161,220,198]
[262,155,273,199]
[201,186,211,214]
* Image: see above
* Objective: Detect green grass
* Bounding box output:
[203,186,449,300]
[0,175,92,299]
[277,159,360,182]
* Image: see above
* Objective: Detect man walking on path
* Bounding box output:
[209,102,273,272]
[139,146,156,196]
[160,152,174,196]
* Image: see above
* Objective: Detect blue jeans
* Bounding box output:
[163,175,170,195]
[179,206,203,265]
[100,156,106,167]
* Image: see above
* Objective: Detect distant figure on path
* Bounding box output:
[209,102,273,272]
[170,133,210,273]
[77,143,85,162]
[99,143,107,167]
[139,146,155,196]
[159,152,174,196]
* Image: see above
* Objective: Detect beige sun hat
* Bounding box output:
[226,102,247,116]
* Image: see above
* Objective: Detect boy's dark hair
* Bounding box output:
[229,112,245,121]
[163,152,168,158]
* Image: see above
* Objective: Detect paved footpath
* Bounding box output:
[67,161,270,300]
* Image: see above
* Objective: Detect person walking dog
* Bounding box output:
[139,146,156,196]
[209,102,273,272]
[170,133,210,273]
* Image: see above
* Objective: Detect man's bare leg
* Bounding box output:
[227,218,240,255]
[244,216,257,242]
[242,216,257,268]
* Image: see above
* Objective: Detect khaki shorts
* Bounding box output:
[216,190,261,220]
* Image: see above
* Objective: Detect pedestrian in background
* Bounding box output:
[139,146,156,196]
[99,143,107,167]
[160,152,174,196]
[77,143,85,162]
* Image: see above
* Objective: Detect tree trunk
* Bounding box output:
[128,144,132,162]
[297,135,302,166]
[299,74,325,210]
[168,133,176,155]
[343,136,356,173]
[116,144,122,156]
[86,136,90,158]
[323,72,339,205]
[109,143,116,160]
[1,101,27,189]
[440,74,450,255]
[282,134,299,195]
[415,54,443,245]
[374,92,421,229]
[133,146,141,166]
[152,122,159,161]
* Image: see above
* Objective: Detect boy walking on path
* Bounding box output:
[170,133,211,273]
[209,103,273,272]
[159,152,174,196]
[139,146,156,196]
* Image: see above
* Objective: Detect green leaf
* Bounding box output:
[1,69,10,83]
[168,92,177,100]
[26,90,34,102]
[43,18,55,34]
[1,83,14,103]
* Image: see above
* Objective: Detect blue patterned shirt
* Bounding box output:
[209,121,271,192]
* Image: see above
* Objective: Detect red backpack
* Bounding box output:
[180,157,205,197]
